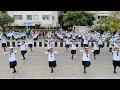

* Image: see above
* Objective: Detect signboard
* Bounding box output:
[23,22,32,26]
[73,26,89,33]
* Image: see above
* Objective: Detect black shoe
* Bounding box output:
[71,57,73,60]
[51,70,53,73]
[84,71,86,74]
[94,57,96,60]
[12,70,16,74]
[114,70,116,73]
[23,57,25,60]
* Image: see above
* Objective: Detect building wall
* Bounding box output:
[7,11,59,27]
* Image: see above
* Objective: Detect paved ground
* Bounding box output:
[0,47,120,79]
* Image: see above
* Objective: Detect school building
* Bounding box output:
[7,11,59,29]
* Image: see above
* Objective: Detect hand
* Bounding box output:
[14,50,17,53]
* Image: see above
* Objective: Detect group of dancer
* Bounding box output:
[1,30,120,74]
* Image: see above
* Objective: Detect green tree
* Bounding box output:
[98,16,120,34]
[59,11,95,28]
[0,11,14,32]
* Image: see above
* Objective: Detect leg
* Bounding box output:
[30,47,32,52]
[66,47,68,52]
[114,66,116,73]
[12,67,16,74]
[84,66,86,73]
[51,67,53,73]
[71,54,74,59]
[22,53,25,60]
[3,47,6,51]
[94,53,96,60]
[109,48,112,52]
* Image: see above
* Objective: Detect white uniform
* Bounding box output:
[98,39,103,45]
[48,52,56,61]
[66,39,71,45]
[72,35,76,40]
[2,37,6,43]
[83,39,88,45]
[71,43,76,50]
[9,52,16,62]
[28,39,33,44]
[47,41,53,50]
[114,43,119,48]
[112,51,120,61]
[80,50,90,61]
[93,42,99,50]
[109,38,115,48]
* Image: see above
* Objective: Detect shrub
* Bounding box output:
[92,27,106,34]
[105,37,110,42]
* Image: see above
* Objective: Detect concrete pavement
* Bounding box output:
[0,47,120,79]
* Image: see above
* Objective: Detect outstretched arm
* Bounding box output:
[4,52,10,54]
[80,50,84,52]
[45,52,48,54]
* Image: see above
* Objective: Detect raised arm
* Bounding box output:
[54,51,58,54]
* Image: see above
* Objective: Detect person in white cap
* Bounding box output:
[80,47,94,73]
[71,40,76,60]
[112,47,120,73]
[4,47,17,74]
[18,41,27,60]
[45,47,57,73]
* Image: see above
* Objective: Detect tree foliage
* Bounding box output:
[98,16,120,33]
[0,11,14,32]
[59,11,95,27]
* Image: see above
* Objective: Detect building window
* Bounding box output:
[52,16,54,20]
[14,15,23,20]
[27,15,32,20]
[42,15,49,20]
[33,15,39,20]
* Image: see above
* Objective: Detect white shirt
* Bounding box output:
[83,39,88,44]
[18,43,27,51]
[114,43,119,48]
[66,39,70,44]
[33,34,37,38]
[14,35,18,39]
[98,39,103,45]
[2,37,6,43]
[47,42,53,49]
[48,52,56,61]
[112,51,120,61]
[87,33,91,40]
[93,42,99,50]
[9,52,16,62]
[60,34,64,39]
[78,34,81,37]
[110,38,115,44]
[80,50,94,61]
[71,43,76,50]
[28,39,33,44]
[72,35,76,39]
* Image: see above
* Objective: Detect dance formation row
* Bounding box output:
[2,38,120,74]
